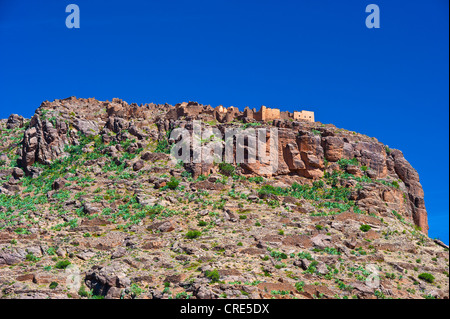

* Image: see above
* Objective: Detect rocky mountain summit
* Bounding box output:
[0,97,448,299]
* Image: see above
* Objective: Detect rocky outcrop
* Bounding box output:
[158,119,428,233]
[6,114,24,130]
[322,136,345,162]
[20,114,69,171]
[13,97,430,234]
[391,150,428,233]
[85,263,131,298]
[0,97,446,301]
[73,119,99,136]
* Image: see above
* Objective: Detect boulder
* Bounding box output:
[6,114,24,129]
[310,234,332,249]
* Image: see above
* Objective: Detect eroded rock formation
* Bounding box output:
[0,97,446,301]
[13,97,429,235]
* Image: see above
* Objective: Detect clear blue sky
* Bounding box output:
[0,0,448,243]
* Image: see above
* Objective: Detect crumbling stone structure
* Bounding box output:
[294,110,315,122]
[253,106,281,122]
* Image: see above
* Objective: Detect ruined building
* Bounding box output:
[294,110,315,122]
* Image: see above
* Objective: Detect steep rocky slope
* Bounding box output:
[0,97,448,299]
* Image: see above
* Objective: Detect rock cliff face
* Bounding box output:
[0,97,444,300]
[14,98,428,233]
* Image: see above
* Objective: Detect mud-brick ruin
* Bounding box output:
[165,102,315,123]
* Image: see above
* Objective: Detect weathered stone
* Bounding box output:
[6,114,24,129]
[73,119,99,136]
[133,160,144,171]
[111,247,127,259]
[12,168,24,179]
[85,263,130,297]
[52,178,66,190]
[322,136,345,162]
[16,273,35,282]
[310,234,332,249]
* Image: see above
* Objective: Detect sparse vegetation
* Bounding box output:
[205,269,220,283]
[186,230,202,239]
[0,98,445,301]
[55,260,71,269]
[418,273,435,284]
[166,177,180,190]
[218,163,235,176]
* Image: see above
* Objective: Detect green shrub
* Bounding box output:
[146,204,164,216]
[297,251,313,260]
[155,137,171,154]
[270,250,288,260]
[186,230,202,239]
[218,163,235,176]
[197,220,207,227]
[312,180,324,188]
[15,227,30,235]
[385,273,396,279]
[392,210,404,221]
[25,253,40,262]
[247,176,264,184]
[360,224,371,232]
[418,273,435,284]
[295,281,305,292]
[167,177,180,190]
[242,122,260,129]
[55,260,71,269]
[175,291,190,299]
[205,269,220,283]
[337,158,359,169]
[78,285,90,298]
[130,283,142,297]
[49,282,58,289]
[322,247,341,255]
[181,170,192,179]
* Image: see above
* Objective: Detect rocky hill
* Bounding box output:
[0,97,448,299]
